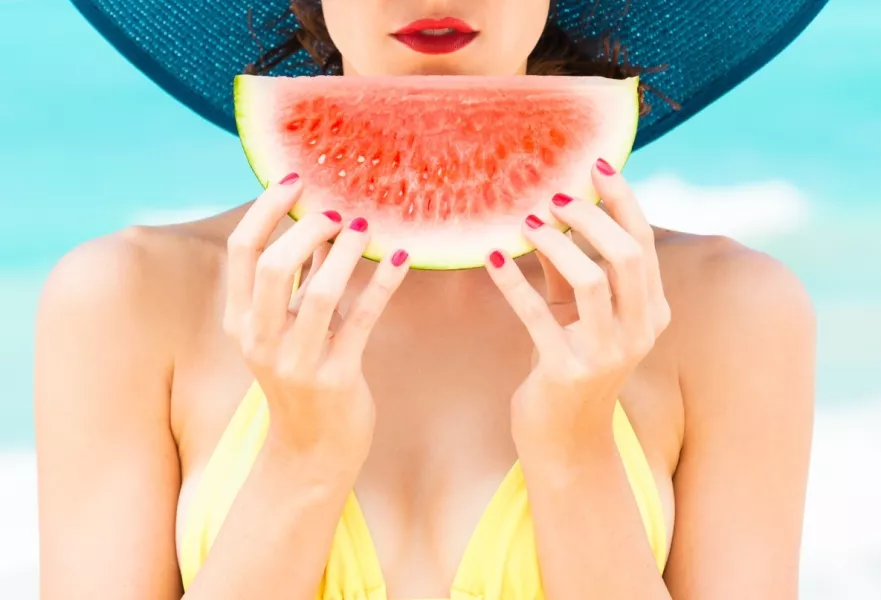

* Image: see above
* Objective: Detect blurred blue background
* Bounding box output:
[1,0,878,597]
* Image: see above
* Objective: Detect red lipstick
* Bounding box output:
[392,17,479,55]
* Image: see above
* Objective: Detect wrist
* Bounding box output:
[260,433,366,493]
[515,422,617,477]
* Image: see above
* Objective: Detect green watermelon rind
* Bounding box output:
[233,75,641,271]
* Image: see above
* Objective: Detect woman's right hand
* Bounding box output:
[224,174,410,470]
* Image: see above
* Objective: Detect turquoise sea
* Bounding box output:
[1,0,879,597]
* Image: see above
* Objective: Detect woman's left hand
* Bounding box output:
[486,158,671,463]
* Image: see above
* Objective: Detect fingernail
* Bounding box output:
[525,214,544,229]
[489,250,505,269]
[280,172,300,185]
[595,158,616,176]
[349,217,368,232]
[323,210,342,223]
[552,193,573,207]
[391,249,409,267]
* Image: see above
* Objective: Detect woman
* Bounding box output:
[35,0,823,598]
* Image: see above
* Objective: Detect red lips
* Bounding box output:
[392,17,479,55]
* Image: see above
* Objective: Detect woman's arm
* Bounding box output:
[34,223,370,600]
[503,233,813,598]
[35,232,185,598]
[663,243,815,598]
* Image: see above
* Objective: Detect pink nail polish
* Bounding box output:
[323,210,342,223]
[280,172,300,185]
[525,214,544,229]
[595,158,616,176]
[349,217,368,232]
[552,193,573,207]
[489,250,505,268]
[391,249,409,267]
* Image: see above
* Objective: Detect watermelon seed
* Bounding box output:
[549,128,567,148]
[286,118,306,132]
[358,156,366,163]
[335,152,344,161]
[372,158,381,166]
[524,164,541,185]
[339,170,347,177]
[318,154,327,164]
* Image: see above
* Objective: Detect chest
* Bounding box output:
[174,357,679,599]
[171,278,682,596]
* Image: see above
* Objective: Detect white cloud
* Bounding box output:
[632,174,810,240]
[129,206,228,226]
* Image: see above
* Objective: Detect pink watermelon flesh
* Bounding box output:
[234,75,640,270]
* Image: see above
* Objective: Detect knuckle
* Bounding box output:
[274,362,310,387]
[556,360,590,385]
[522,298,547,322]
[240,337,275,370]
[634,225,656,248]
[255,252,290,280]
[227,231,257,256]
[630,331,656,357]
[304,284,341,310]
[610,240,644,270]
[573,268,608,296]
[371,277,396,299]
[314,369,348,393]
[347,306,377,332]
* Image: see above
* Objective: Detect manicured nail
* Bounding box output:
[489,250,505,268]
[349,217,368,232]
[323,210,342,223]
[391,249,409,267]
[595,158,616,176]
[280,172,300,185]
[552,193,573,207]
[525,214,544,229]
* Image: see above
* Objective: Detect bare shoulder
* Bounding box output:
[39,221,227,344]
[654,228,816,412]
[655,228,815,336]
[35,214,241,421]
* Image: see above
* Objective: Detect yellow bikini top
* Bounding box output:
[179,381,668,599]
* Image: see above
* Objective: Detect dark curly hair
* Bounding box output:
[243,0,679,116]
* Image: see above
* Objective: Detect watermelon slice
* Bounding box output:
[234,75,639,270]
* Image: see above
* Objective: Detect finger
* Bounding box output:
[284,217,371,365]
[288,241,332,311]
[251,211,344,339]
[330,248,411,365]
[590,160,664,286]
[224,173,303,334]
[590,159,669,332]
[484,249,570,362]
[535,251,577,326]
[547,193,648,327]
[521,216,615,352]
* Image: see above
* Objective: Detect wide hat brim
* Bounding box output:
[70,0,829,150]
